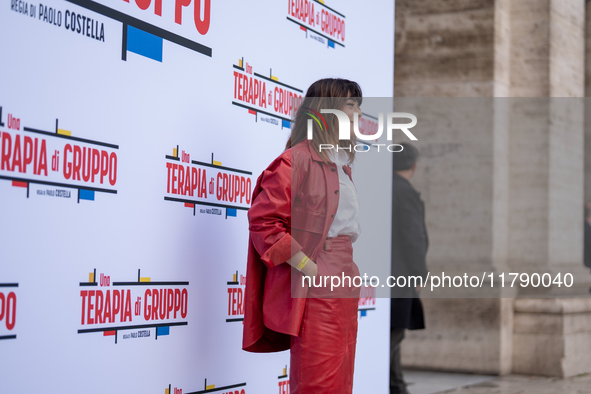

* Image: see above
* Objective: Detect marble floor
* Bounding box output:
[402,370,591,394]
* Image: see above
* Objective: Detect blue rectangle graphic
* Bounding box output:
[157,326,170,336]
[127,26,163,62]
[79,190,95,201]
[282,119,291,129]
[359,310,367,317]
[227,208,237,217]
[328,40,335,48]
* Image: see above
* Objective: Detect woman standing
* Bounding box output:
[243,78,363,393]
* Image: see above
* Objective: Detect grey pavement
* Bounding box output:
[403,370,591,394]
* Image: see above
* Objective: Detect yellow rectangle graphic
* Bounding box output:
[239,59,243,67]
[165,389,169,394]
[271,76,278,81]
[57,129,72,136]
[140,277,151,282]
[173,148,178,157]
[233,274,237,282]
[213,160,222,166]
[89,273,94,282]
[283,367,287,375]
[318,0,324,3]
[206,384,215,390]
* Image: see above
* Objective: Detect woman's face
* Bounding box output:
[341,97,362,139]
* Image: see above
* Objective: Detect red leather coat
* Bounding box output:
[242,140,352,352]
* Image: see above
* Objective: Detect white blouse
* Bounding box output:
[327,151,361,243]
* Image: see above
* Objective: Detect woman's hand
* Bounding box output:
[289,251,318,278]
[301,260,318,278]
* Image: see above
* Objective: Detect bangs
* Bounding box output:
[303,78,363,105]
[345,81,363,105]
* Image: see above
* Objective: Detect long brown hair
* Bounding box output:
[285,78,362,163]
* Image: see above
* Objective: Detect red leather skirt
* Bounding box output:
[290,235,361,394]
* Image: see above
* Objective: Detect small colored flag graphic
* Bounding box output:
[127,26,163,62]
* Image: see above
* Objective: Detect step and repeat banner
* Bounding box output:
[0,1,393,392]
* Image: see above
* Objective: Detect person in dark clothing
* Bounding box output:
[585,202,591,293]
[390,143,428,394]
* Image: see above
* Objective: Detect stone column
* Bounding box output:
[394,0,497,97]
[394,0,513,375]
[585,0,591,203]
[505,0,588,378]
[506,0,586,287]
[513,299,591,377]
[394,0,587,377]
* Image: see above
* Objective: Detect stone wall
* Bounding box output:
[394,0,496,97]
[394,0,589,378]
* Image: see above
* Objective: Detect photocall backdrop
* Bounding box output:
[0,0,394,392]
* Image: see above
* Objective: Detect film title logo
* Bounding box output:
[358,284,376,318]
[165,146,252,219]
[278,365,289,394]
[287,0,345,48]
[166,378,246,394]
[0,106,118,202]
[226,271,245,323]
[11,0,212,36]
[232,58,303,129]
[78,269,188,344]
[8,0,212,64]
[0,283,18,340]
[11,0,106,42]
[122,0,210,35]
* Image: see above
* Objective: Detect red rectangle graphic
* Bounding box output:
[12,181,27,188]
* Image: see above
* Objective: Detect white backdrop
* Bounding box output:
[0,0,394,392]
